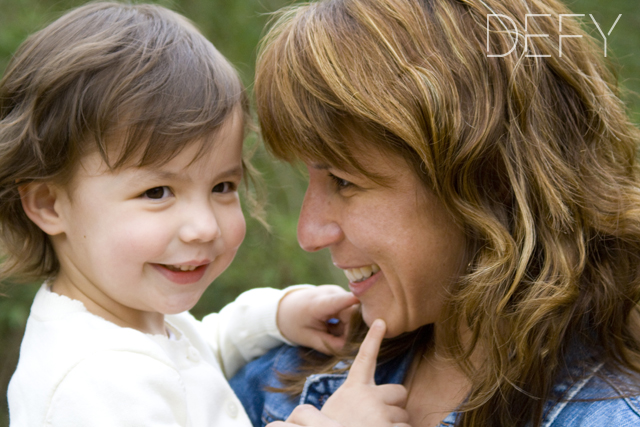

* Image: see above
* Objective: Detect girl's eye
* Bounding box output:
[143,186,172,200]
[328,173,353,190]
[212,182,237,193]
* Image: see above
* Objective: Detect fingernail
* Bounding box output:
[372,318,385,328]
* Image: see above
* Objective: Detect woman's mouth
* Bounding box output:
[343,264,380,297]
[344,264,380,283]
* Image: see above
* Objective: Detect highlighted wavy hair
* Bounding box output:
[255,0,640,425]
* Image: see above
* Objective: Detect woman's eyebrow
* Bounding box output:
[310,163,331,170]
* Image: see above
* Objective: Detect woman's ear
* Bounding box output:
[18,182,66,236]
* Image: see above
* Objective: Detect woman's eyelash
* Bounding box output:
[328,173,353,189]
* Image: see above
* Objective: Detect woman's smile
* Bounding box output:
[341,264,381,297]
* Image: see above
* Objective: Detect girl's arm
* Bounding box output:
[199,285,358,378]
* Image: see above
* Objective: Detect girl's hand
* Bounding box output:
[320,319,412,427]
[277,285,359,354]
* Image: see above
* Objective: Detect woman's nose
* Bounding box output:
[297,187,343,252]
[179,204,221,243]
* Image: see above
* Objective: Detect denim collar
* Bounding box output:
[297,347,616,427]
[298,348,459,425]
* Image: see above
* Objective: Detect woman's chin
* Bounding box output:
[362,311,401,338]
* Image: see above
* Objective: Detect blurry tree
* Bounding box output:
[0,0,638,425]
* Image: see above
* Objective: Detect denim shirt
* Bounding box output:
[230,344,640,427]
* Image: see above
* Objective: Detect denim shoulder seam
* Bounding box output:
[600,366,640,419]
[542,363,604,427]
[299,373,348,406]
[622,395,640,418]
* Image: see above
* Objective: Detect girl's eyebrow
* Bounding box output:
[217,165,244,179]
[135,164,244,182]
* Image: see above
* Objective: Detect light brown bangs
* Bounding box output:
[255,6,357,171]
[255,1,473,189]
[256,0,451,186]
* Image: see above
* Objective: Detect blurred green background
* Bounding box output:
[0,0,638,424]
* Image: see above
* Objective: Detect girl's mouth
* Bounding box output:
[153,263,209,285]
[163,264,199,272]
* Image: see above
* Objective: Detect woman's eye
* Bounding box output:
[143,186,172,200]
[329,173,353,190]
[212,182,236,193]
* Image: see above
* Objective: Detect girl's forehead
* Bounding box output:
[93,109,244,171]
[71,131,244,187]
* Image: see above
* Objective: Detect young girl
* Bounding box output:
[0,3,358,426]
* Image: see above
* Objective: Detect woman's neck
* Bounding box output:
[403,324,478,427]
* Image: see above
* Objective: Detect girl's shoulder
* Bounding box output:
[8,286,245,426]
[8,285,192,425]
[9,348,190,426]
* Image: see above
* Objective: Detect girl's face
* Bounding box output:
[297,147,467,338]
[49,112,246,332]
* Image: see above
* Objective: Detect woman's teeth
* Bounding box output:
[165,264,198,272]
[344,264,380,283]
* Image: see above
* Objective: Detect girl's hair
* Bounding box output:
[0,1,251,283]
[255,0,640,425]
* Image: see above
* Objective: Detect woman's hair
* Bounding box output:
[0,1,251,283]
[255,0,640,425]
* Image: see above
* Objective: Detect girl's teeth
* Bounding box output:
[344,264,380,283]
[166,265,198,272]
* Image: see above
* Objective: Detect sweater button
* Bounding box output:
[187,347,200,362]
[226,401,239,418]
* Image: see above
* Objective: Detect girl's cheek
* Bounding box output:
[227,210,246,250]
[115,218,169,255]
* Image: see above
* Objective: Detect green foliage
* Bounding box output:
[0,0,637,425]
[564,0,640,118]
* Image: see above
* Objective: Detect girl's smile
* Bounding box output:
[152,260,211,285]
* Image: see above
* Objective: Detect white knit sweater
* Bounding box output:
[8,283,305,426]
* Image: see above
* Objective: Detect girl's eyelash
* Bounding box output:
[142,186,172,199]
[212,181,238,193]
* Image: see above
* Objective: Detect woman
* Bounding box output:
[230,0,640,425]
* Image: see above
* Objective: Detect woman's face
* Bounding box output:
[297,147,467,337]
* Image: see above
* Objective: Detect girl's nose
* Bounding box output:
[179,205,221,243]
